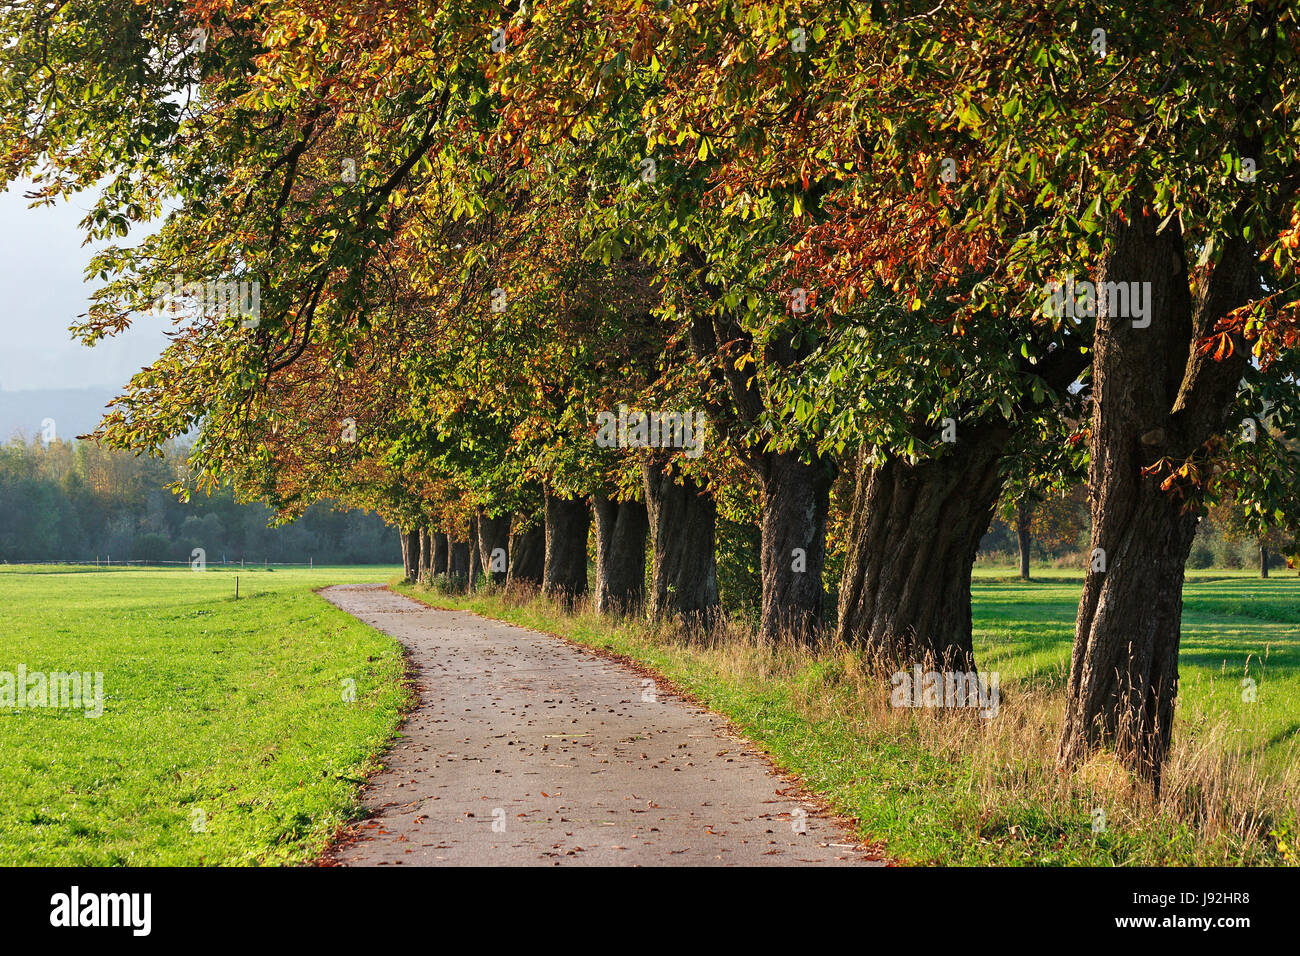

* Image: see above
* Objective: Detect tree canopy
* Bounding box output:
[5,0,1299,785]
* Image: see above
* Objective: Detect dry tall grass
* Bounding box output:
[424,579,1299,864]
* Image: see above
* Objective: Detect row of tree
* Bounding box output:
[4,0,1300,790]
[0,438,398,564]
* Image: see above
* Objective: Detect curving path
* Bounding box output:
[320,584,882,866]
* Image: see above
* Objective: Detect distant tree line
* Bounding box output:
[982,484,1290,579]
[0,439,398,565]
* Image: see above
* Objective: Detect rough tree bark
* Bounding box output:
[432,532,449,577]
[836,425,1011,671]
[507,515,545,588]
[1260,544,1269,579]
[642,454,719,622]
[760,452,833,642]
[448,539,470,588]
[400,528,420,583]
[418,528,431,584]
[476,508,511,586]
[543,493,590,604]
[592,495,649,616]
[467,513,481,593]
[1057,207,1255,790]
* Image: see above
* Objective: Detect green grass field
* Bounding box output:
[971,568,1300,769]
[0,565,405,865]
[1,564,1295,865]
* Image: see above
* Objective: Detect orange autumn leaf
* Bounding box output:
[1195,331,1235,361]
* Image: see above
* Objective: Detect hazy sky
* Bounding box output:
[0,183,170,392]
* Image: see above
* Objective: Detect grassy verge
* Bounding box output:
[971,569,1300,772]
[0,565,408,865]
[397,571,1299,866]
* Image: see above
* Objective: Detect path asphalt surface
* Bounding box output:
[320,584,880,866]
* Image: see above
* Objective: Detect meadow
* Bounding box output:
[970,569,1300,770]
[0,565,406,865]
[0,563,1295,865]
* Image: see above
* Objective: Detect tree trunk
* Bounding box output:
[467,512,481,593]
[476,508,511,586]
[507,516,545,588]
[1016,498,1034,581]
[1260,545,1269,579]
[401,528,420,583]
[836,427,1010,671]
[432,532,449,577]
[1059,492,1199,790]
[543,493,590,604]
[759,452,832,642]
[1058,206,1254,791]
[418,528,431,584]
[593,495,649,616]
[642,455,720,623]
[684,306,828,639]
[448,539,470,589]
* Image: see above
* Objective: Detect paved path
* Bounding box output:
[320,584,880,866]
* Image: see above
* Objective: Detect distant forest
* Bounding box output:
[0,438,399,565]
[0,434,1278,576]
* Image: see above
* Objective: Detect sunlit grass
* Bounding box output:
[971,569,1300,769]
[0,565,407,865]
